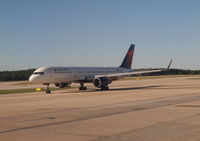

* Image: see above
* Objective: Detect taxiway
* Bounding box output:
[0,76,200,141]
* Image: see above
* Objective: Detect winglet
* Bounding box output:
[166,59,173,70]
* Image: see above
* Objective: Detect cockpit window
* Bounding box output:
[33,72,39,75]
[39,72,44,75]
[33,72,44,75]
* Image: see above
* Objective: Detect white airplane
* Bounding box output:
[29,44,172,93]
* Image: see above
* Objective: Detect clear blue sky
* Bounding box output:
[0,0,200,71]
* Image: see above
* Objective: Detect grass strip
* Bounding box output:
[0,87,74,95]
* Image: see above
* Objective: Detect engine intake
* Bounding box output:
[93,77,111,88]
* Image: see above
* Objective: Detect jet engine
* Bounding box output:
[55,83,70,88]
[93,77,111,88]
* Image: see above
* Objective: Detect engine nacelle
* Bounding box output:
[93,77,111,88]
[55,83,69,88]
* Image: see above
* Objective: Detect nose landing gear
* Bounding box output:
[45,83,51,94]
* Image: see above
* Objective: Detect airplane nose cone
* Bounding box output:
[29,75,35,82]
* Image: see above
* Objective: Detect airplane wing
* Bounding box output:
[94,59,173,80]
[94,69,162,80]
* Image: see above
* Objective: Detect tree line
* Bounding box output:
[134,69,200,76]
[0,69,35,81]
[0,68,199,81]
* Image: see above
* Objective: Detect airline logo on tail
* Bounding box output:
[120,44,135,69]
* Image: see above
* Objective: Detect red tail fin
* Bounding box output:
[119,44,135,69]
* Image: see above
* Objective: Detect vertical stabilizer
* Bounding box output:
[119,44,135,69]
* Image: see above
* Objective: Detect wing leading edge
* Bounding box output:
[95,59,173,80]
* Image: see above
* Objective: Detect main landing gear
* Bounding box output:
[79,83,87,90]
[45,83,51,94]
[101,86,109,90]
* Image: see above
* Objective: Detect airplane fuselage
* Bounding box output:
[29,66,133,84]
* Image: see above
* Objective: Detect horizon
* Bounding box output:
[1,67,200,72]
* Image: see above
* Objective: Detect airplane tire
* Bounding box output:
[101,86,109,90]
[79,87,87,90]
[46,89,51,94]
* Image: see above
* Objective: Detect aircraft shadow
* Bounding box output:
[60,85,163,94]
[96,85,162,92]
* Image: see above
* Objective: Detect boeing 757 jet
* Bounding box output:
[29,44,172,93]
